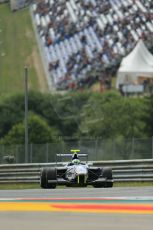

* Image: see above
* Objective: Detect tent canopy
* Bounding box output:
[116,40,153,88]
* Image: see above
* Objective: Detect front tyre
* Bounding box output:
[46,168,57,189]
[40,168,57,189]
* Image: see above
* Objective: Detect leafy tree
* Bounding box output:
[79,91,147,138]
[0,90,89,139]
[52,92,90,136]
[1,113,60,144]
[144,94,153,136]
[0,89,149,144]
[0,93,24,138]
[0,91,61,139]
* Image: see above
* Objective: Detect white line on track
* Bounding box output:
[1,196,153,201]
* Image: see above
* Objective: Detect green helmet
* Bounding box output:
[72,159,80,164]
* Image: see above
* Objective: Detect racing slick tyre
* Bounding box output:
[93,168,104,188]
[40,168,57,189]
[40,168,48,188]
[103,167,113,188]
[46,168,57,189]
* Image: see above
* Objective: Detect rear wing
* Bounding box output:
[56,154,88,157]
[56,153,88,164]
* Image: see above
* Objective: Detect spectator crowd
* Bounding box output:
[31,0,153,90]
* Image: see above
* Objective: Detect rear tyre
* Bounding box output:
[93,168,104,188]
[103,167,113,188]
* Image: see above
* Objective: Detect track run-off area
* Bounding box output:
[0,197,153,214]
[0,187,153,214]
[0,187,153,230]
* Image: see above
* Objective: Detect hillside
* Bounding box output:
[0,3,48,99]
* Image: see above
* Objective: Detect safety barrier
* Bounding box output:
[0,159,153,184]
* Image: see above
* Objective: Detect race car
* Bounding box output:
[40,150,113,189]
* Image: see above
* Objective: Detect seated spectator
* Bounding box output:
[31,0,153,91]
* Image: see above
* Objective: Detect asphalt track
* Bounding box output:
[0,187,153,230]
[0,186,153,198]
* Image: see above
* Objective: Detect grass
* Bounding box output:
[114,182,153,187]
[0,4,48,99]
[0,183,40,190]
[0,182,153,190]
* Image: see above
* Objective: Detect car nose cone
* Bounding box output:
[75,165,88,175]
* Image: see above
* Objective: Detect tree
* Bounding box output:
[0,91,61,139]
[51,92,90,136]
[0,90,89,139]
[79,91,147,138]
[1,113,60,144]
[0,89,148,143]
[0,93,24,138]
[144,94,153,136]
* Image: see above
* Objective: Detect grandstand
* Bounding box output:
[29,0,153,92]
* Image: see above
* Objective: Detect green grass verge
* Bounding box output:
[0,4,46,99]
[0,182,153,189]
[0,183,40,190]
[114,182,153,187]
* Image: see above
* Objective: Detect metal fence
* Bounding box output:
[0,137,153,164]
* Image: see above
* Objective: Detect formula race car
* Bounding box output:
[40,150,113,189]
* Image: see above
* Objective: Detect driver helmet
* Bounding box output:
[72,159,80,164]
[72,153,79,160]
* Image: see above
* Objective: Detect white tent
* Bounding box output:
[116,40,153,89]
